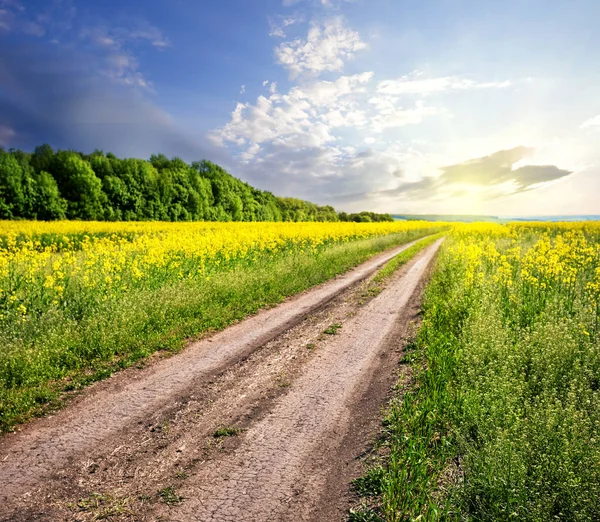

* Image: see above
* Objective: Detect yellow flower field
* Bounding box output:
[371,220,600,522]
[0,220,441,318]
[0,220,445,431]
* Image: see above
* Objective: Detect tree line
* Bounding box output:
[0,145,394,223]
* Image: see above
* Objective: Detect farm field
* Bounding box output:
[353,222,600,521]
[0,220,445,432]
[2,220,600,521]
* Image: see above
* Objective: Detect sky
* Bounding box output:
[1,0,599,216]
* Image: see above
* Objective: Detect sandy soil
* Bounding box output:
[0,238,442,522]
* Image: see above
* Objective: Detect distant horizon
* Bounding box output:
[393,213,600,218]
[392,213,600,223]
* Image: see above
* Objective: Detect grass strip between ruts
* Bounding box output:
[373,232,445,284]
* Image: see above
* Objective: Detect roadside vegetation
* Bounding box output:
[0,220,446,432]
[373,231,445,283]
[352,222,600,521]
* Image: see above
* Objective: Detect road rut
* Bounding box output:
[159,239,443,521]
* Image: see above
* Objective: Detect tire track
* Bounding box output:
[158,239,443,521]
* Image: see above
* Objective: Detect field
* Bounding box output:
[0,220,445,432]
[3,219,600,521]
[353,222,600,521]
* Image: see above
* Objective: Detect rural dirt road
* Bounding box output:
[0,238,442,521]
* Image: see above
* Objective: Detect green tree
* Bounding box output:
[33,171,67,220]
[49,152,105,220]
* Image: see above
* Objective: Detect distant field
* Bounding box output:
[353,221,600,521]
[0,220,446,432]
[393,213,600,223]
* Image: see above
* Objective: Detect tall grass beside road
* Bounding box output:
[352,222,600,522]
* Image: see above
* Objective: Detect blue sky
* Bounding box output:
[1,0,599,215]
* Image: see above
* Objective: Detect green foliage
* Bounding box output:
[353,466,385,497]
[340,211,395,223]
[348,507,384,522]
[0,150,68,220]
[213,426,243,438]
[0,145,393,222]
[373,232,446,283]
[362,228,600,521]
[323,323,343,335]
[158,486,184,505]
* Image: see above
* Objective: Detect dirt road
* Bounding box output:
[0,238,442,521]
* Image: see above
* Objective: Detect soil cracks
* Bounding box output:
[0,239,442,522]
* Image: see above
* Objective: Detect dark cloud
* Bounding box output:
[0,41,225,163]
[511,164,571,192]
[375,176,438,198]
[439,146,571,191]
[372,146,572,202]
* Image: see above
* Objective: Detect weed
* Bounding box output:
[323,323,342,335]
[348,507,383,522]
[352,466,384,497]
[76,492,132,518]
[158,486,184,505]
[213,426,243,438]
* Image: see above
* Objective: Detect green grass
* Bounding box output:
[353,227,600,521]
[0,228,446,433]
[323,323,343,335]
[158,486,184,506]
[213,425,243,438]
[373,232,445,283]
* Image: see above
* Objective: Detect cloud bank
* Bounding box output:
[0,44,223,163]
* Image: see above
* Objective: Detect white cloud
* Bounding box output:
[269,13,304,38]
[213,72,375,155]
[0,0,24,9]
[126,23,171,48]
[240,85,246,94]
[213,70,449,182]
[287,71,373,106]
[370,99,441,132]
[20,21,46,37]
[213,8,519,211]
[0,8,12,31]
[282,0,357,6]
[102,53,150,89]
[79,20,171,91]
[275,17,366,78]
[241,142,261,162]
[81,21,171,50]
[377,70,510,96]
[581,115,600,129]
[322,108,367,127]
[262,80,269,86]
